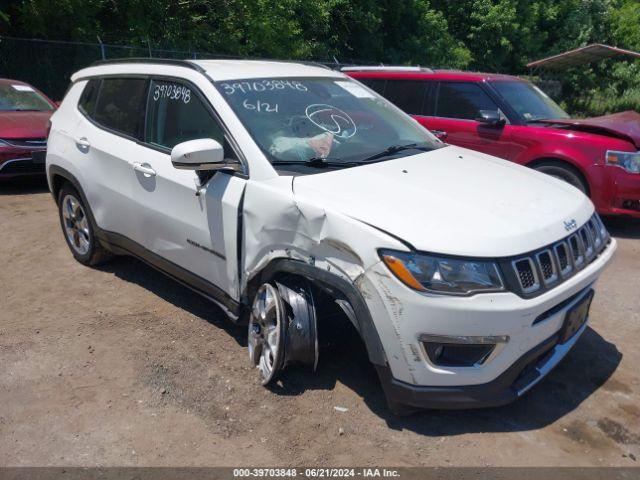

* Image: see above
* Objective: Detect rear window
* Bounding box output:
[93,78,148,138]
[436,82,498,120]
[384,80,429,115]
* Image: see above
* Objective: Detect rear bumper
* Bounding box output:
[377,310,588,410]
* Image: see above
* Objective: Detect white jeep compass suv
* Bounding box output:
[46,58,616,413]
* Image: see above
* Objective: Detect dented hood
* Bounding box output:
[292,146,593,258]
[540,110,640,149]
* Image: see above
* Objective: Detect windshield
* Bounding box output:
[0,83,53,112]
[491,80,569,122]
[214,77,443,166]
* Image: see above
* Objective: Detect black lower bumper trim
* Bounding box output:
[377,333,560,410]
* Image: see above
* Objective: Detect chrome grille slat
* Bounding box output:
[587,218,601,249]
[536,249,557,285]
[554,241,572,276]
[579,227,594,258]
[569,234,584,267]
[513,258,539,293]
[509,213,608,296]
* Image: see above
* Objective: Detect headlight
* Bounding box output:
[379,249,504,295]
[606,150,640,174]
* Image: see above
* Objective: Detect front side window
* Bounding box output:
[145,79,230,154]
[384,80,429,115]
[214,77,442,167]
[490,80,569,122]
[0,82,53,111]
[436,82,498,120]
[93,78,148,138]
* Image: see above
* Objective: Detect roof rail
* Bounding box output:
[340,65,434,73]
[91,57,205,72]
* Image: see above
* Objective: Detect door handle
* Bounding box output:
[75,137,91,151]
[132,162,156,177]
[432,130,448,140]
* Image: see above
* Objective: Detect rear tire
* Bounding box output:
[57,184,112,266]
[532,160,588,195]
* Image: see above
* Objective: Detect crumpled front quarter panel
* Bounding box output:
[241,176,407,290]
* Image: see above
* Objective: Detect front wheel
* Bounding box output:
[532,160,588,195]
[58,184,112,266]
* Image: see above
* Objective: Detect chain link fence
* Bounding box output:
[0,36,233,100]
[0,36,376,101]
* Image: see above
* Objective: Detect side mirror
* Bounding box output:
[171,138,241,172]
[476,110,505,127]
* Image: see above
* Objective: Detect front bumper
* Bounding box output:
[359,238,616,409]
[594,166,640,218]
[376,291,589,409]
[0,150,46,178]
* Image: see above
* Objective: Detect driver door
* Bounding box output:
[422,81,516,160]
[130,78,246,300]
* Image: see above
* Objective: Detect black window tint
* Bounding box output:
[146,80,231,155]
[359,78,386,95]
[436,82,497,120]
[383,80,428,115]
[93,78,148,138]
[78,79,100,116]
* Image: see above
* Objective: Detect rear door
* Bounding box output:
[422,81,515,160]
[75,77,150,238]
[129,77,246,300]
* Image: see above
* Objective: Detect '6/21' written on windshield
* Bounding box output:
[219,79,307,95]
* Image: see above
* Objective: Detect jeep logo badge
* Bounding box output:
[564,219,578,231]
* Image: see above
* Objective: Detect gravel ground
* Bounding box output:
[1,178,639,467]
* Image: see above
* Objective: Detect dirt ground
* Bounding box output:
[1,178,639,467]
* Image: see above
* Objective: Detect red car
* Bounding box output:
[345,67,640,218]
[0,78,56,179]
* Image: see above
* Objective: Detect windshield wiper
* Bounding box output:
[271,157,360,168]
[359,143,432,163]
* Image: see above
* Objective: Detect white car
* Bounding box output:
[46,59,616,413]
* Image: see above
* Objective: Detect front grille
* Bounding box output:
[0,138,47,149]
[503,213,609,297]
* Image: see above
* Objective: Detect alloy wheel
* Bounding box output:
[61,194,91,255]
[248,283,285,385]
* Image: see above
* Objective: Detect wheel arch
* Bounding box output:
[48,165,103,239]
[244,257,388,367]
[525,157,591,197]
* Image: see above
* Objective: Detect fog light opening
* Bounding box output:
[423,342,496,367]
